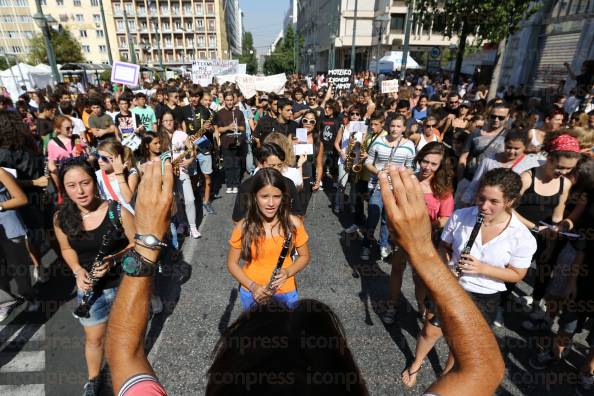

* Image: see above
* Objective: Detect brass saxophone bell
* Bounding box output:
[352,163,362,173]
[348,151,357,159]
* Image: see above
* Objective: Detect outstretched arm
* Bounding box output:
[379,166,505,396]
[106,160,173,394]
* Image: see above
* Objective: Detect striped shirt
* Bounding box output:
[366,136,416,189]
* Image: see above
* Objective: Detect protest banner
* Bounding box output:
[191,60,241,86]
[381,79,399,94]
[111,61,140,87]
[216,73,287,99]
[327,69,353,91]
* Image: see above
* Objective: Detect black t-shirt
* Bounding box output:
[232,172,305,222]
[184,104,215,153]
[156,103,186,126]
[36,117,53,138]
[319,115,341,150]
[214,107,245,149]
[253,116,297,140]
[114,112,142,136]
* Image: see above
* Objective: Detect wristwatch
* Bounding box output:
[134,233,168,250]
[0,206,4,212]
[122,249,157,277]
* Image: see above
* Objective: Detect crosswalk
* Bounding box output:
[0,322,46,395]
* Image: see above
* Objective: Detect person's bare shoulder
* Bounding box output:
[289,215,303,228]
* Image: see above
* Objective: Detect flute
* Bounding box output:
[454,212,485,278]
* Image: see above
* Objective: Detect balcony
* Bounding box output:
[137,9,146,16]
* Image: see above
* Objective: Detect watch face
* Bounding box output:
[122,255,140,274]
[144,235,158,245]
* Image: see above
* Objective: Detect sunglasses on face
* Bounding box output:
[97,154,112,163]
[490,115,507,121]
[449,101,459,105]
[424,123,436,128]
[350,112,360,116]
[302,119,316,125]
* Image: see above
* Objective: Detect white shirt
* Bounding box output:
[171,130,195,180]
[441,206,537,294]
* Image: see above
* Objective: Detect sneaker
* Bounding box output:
[381,307,397,325]
[213,192,222,199]
[232,187,238,193]
[0,300,20,322]
[190,226,202,239]
[380,246,391,259]
[493,307,504,328]
[344,224,358,234]
[82,377,100,396]
[151,295,163,314]
[528,349,555,370]
[360,247,370,261]
[576,372,594,396]
[522,318,551,332]
[226,187,232,194]
[203,202,216,215]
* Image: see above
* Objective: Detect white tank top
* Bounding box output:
[416,133,438,152]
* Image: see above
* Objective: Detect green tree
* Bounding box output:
[237,32,258,74]
[0,57,9,70]
[28,27,85,65]
[410,0,539,86]
[263,24,302,75]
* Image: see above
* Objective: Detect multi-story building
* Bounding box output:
[223,0,240,57]
[110,0,230,67]
[0,0,39,58]
[40,0,116,65]
[297,0,460,73]
[499,0,594,95]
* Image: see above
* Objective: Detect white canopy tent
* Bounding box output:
[0,63,55,101]
[370,51,423,74]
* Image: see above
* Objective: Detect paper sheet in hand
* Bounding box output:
[296,128,308,143]
[539,221,580,238]
[294,144,313,155]
[121,133,142,151]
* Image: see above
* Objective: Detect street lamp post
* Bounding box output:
[373,15,390,77]
[350,0,358,71]
[32,0,60,84]
[400,0,415,81]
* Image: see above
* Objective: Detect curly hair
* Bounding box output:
[414,142,454,199]
[478,168,522,205]
[56,159,98,238]
[241,168,295,263]
[0,109,39,152]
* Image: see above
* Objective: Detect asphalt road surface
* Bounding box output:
[0,187,590,395]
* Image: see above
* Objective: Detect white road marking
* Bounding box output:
[0,350,45,373]
[0,383,45,395]
[0,323,46,348]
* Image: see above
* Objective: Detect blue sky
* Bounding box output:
[240,0,289,55]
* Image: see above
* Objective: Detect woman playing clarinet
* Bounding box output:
[53,159,135,396]
[226,168,310,311]
[401,168,537,387]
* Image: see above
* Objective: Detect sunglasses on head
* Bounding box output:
[490,114,507,121]
[97,154,112,162]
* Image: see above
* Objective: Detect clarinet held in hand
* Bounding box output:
[73,232,112,319]
[266,233,293,292]
[454,212,485,278]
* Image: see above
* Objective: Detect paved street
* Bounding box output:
[0,188,590,395]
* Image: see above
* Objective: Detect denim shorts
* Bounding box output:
[76,287,117,327]
[197,153,213,175]
[239,287,299,311]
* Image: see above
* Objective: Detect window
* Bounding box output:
[390,14,405,33]
[208,34,216,47]
[197,35,205,47]
[82,45,91,53]
[116,20,124,32]
[209,50,216,59]
[75,14,84,22]
[185,21,192,30]
[12,46,23,53]
[163,22,170,31]
[96,30,104,37]
[113,3,121,15]
[206,3,214,16]
[432,13,446,34]
[0,0,9,7]
[15,0,29,5]
[73,0,81,6]
[199,51,206,59]
[93,14,101,23]
[175,20,182,30]
[59,14,68,22]
[196,19,204,32]
[56,0,63,5]
[120,51,128,60]
[18,15,31,22]
[195,3,203,15]
[90,0,98,5]
[183,5,191,14]
[207,19,215,31]
[7,31,19,38]
[80,30,88,37]
[24,31,34,39]
[99,45,107,53]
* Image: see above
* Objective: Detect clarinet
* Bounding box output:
[42,158,50,208]
[454,212,485,278]
[73,232,112,319]
[266,233,293,292]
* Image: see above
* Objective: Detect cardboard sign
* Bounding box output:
[111,61,140,87]
[294,144,314,155]
[296,128,308,143]
[222,73,287,99]
[327,69,353,91]
[381,79,399,94]
[191,60,242,87]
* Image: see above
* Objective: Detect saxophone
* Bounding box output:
[351,136,369,174]
[172,125,207,176]
[344,130,358,173]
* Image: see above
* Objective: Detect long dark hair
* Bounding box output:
[300,109,321,150]
[241,168,295,262]
[139,131,160,162]
[415,142,454,199]
[0,109,39,153]
[158,110,178,152]
[56,159,99,238]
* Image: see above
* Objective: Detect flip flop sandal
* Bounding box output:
[401,364,423,388]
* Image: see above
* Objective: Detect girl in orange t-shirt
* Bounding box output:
[227,168,310,310]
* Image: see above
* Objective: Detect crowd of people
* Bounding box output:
[0,66,593,395]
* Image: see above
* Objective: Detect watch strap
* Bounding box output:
[122,249,157,277]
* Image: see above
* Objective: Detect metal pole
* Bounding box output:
[350,0,358,71]
[400,0,415,81]
[34,0,60,83]
[375,25,381,76]
[99,0,113,64]
[123,9,137,64]
[2,54,19,94]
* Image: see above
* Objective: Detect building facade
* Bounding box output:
[0,0,37,58]
[499,0,594,95]
[297,0,460,73]
[223,0,240,57]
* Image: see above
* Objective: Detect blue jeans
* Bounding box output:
[363,188,390,249]
[239,287,299,311]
